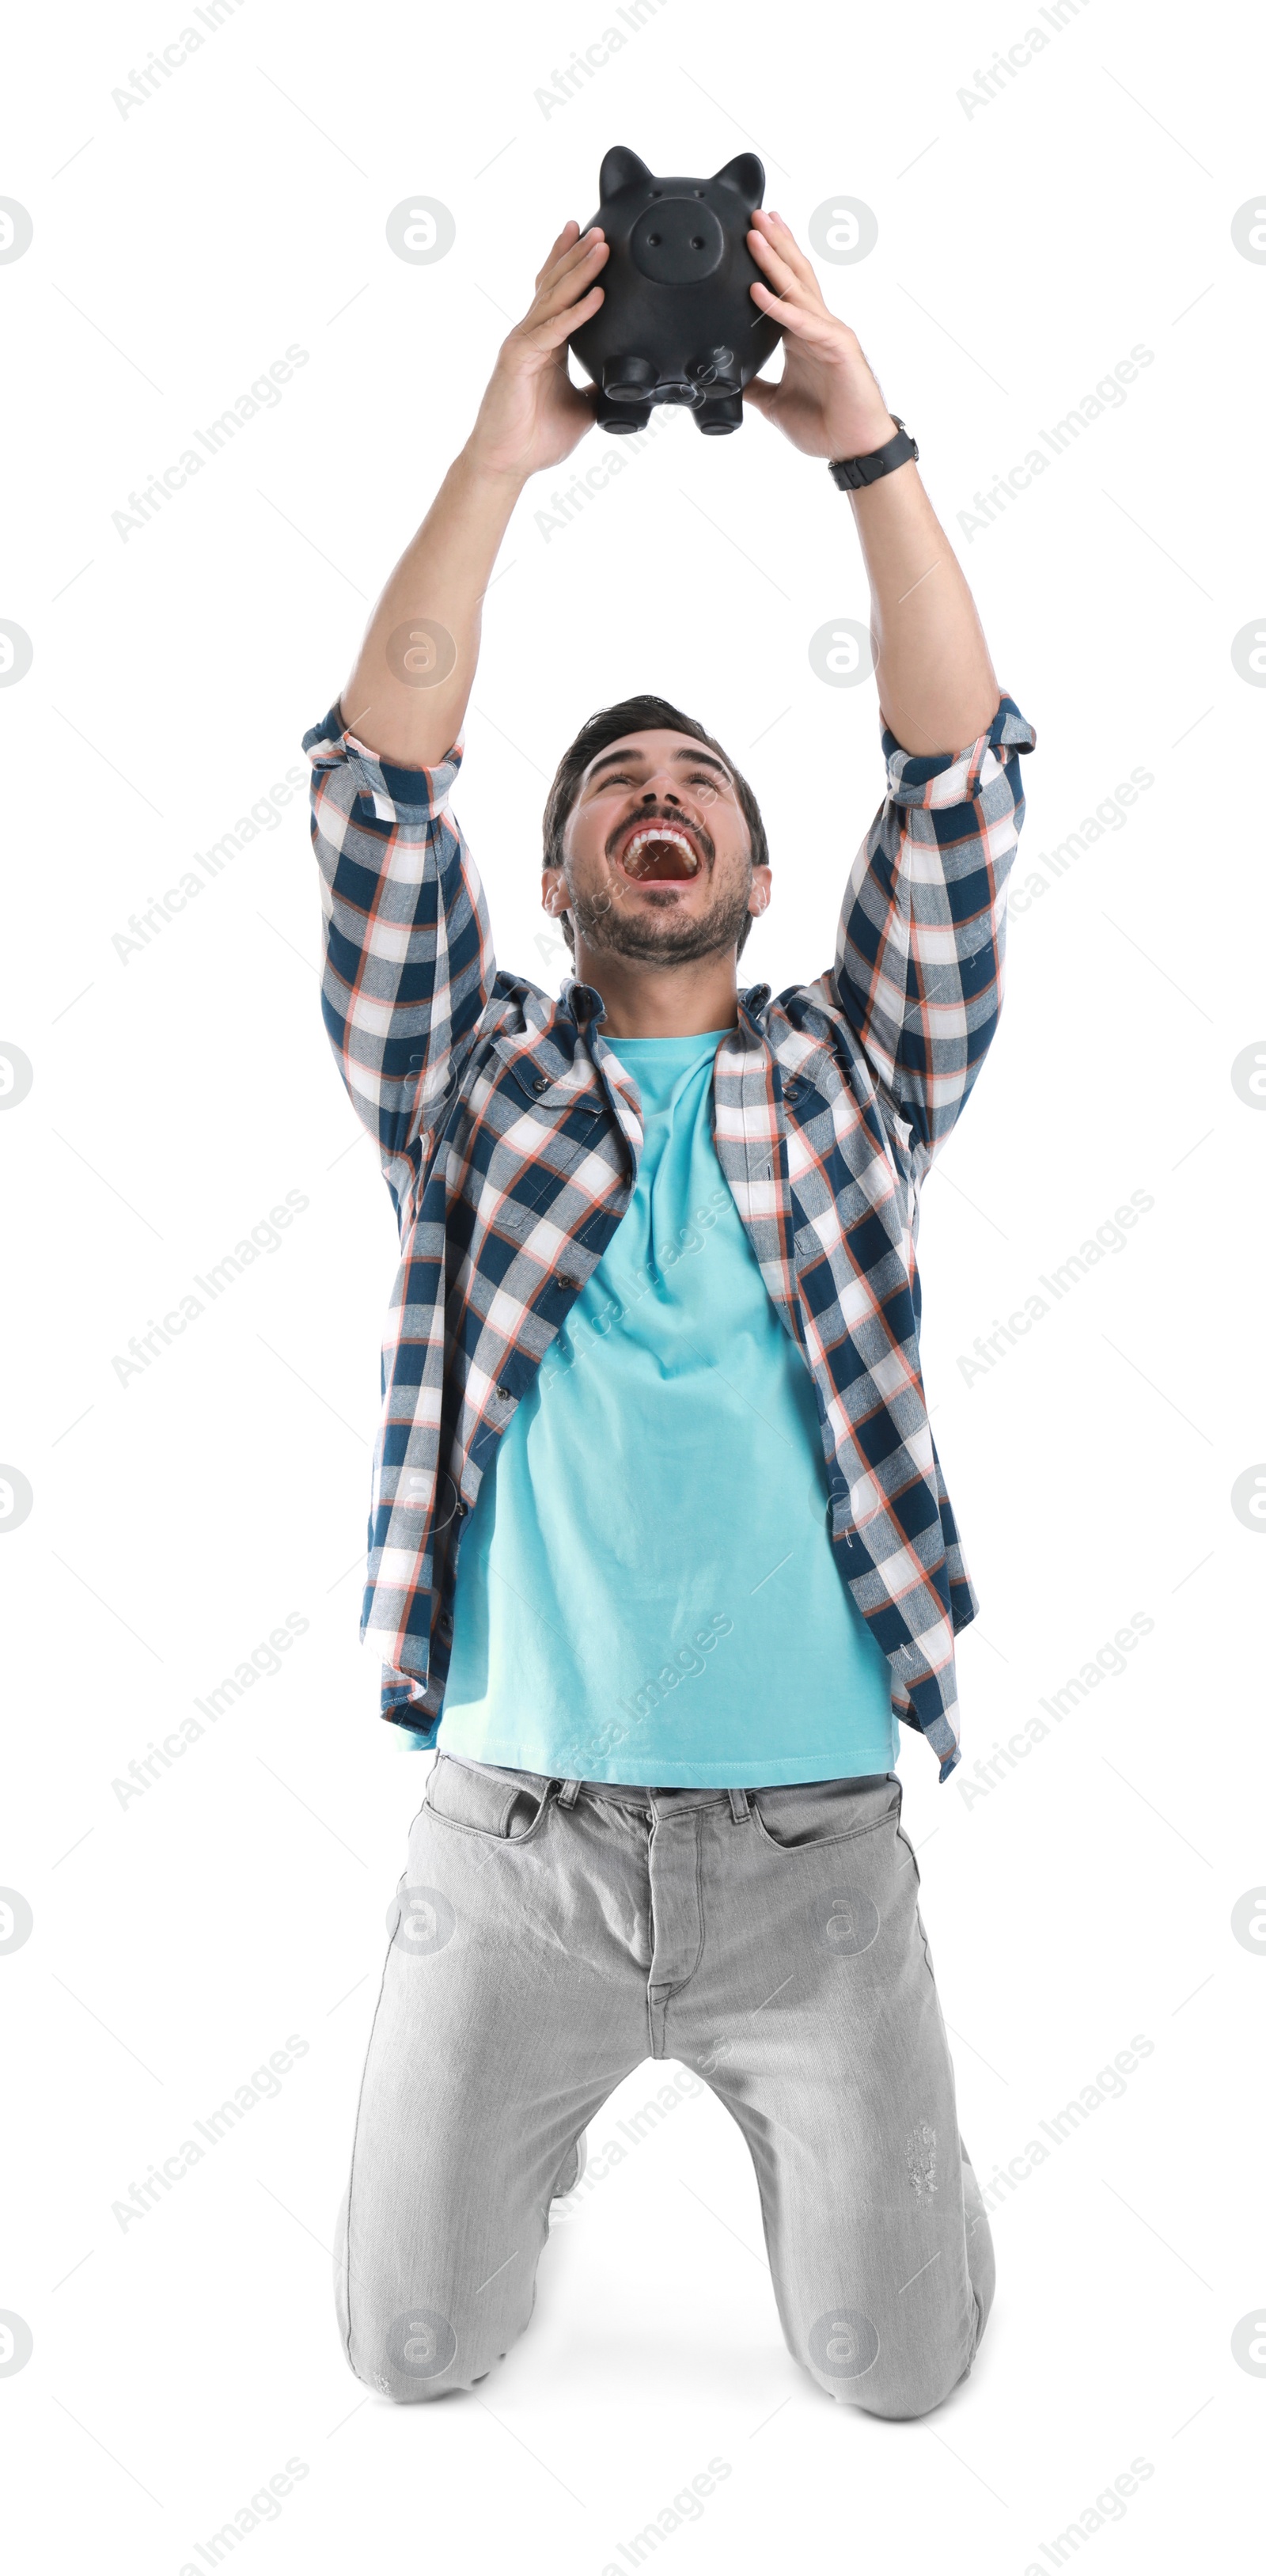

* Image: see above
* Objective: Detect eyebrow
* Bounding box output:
[583,745,734,788]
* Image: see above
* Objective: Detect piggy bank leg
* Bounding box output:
[686,345,738,395]
[596,391,655,434]
[602,355,658,401]
[695,393,744,435]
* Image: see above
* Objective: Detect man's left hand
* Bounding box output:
[741,211,900,464]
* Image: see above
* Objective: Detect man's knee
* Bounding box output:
[333,2202,521,2400]
[345,2298,478,2396]
[805,2300,984,2421]
[332,2171,535,2400]
[341,2308,510,2403]
[364,2368,466,2405]
[840,2354,971,2420]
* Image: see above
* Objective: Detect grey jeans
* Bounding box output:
[334,1754,995,2419]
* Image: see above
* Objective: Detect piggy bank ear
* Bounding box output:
[599,145,654,201]
[712,152,765,210]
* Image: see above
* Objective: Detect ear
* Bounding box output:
[712,153,765,210]
[599,146,654,202]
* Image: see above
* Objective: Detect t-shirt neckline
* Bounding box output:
[603,1026,735,1049]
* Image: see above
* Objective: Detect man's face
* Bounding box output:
[542,729,771,966]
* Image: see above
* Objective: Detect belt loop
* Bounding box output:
[557,1777,582,1808]
[728,1786,751,1822]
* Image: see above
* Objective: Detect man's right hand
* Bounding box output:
[466,222,610,484]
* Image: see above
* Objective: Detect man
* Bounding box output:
[305,210,1035,2418]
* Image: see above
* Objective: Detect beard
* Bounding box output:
[567,869,755,967]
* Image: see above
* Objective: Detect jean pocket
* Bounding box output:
[423,1754,552,1843]
[749,1772,900,1853]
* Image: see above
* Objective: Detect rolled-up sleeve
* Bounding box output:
[302,704,495,1196]
[831,692,1037,1160]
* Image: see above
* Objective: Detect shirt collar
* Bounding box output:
[563,974,606,1030]
[563,977,771,1039]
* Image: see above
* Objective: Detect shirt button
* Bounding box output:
[533,1076,549,1093]
[495,1383,512,1402]
[555,1273,579,1292]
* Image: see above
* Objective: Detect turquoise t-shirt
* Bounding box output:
[426,1027,899,1787]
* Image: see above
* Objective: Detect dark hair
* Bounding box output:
[541,692,769,962]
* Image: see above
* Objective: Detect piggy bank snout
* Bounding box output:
[629,198,725,284]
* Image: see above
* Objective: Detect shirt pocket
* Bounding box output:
[493,1037,602,1117]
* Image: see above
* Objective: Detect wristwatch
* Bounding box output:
[828,416,918,490]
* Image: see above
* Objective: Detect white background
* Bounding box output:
[2,0,1264,2568]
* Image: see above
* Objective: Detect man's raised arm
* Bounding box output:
[743,207,999,753]
[743,208,1035,1155]
[301,222,612,1198]
[337,221,609,769]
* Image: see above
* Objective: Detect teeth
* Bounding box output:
[623,825,699,874]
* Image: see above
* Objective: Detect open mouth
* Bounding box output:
[614,821,705,884]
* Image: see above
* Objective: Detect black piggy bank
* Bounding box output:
[568,145,783,434]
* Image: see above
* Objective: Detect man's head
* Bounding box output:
[540,694,771,975]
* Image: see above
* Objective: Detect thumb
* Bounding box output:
[742,374,778,417]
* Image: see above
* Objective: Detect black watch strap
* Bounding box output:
[828,416,918,490]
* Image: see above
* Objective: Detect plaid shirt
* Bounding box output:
[304,689,1036,1781]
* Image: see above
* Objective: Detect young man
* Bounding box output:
[305,211,1035,2418]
